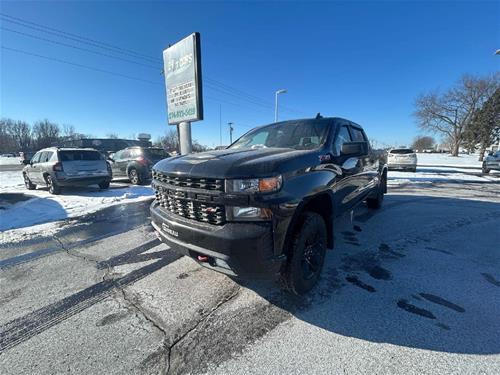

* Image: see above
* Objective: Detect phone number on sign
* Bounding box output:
[169,107,196,121]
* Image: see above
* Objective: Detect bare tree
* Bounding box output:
[159,128,179,153]
[414,73,499,156]
[192,140,209,153]
[411,136,435,151]
[0,118,17,153]
[33,119,60,149]
[10,120,32,151]
[106,133,119,139]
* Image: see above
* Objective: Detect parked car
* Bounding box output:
[150,116,388,294]
[482,150,500,174]
[108,146,170,184]
[22,148,112,194]
[387,148,417,172]
[1,153,16,157]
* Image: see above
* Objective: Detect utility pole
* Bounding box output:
[274,89,287,122]
[228,122,234,144]
[219,104,222,146]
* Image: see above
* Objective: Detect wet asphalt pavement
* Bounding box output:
[1,179,499,375]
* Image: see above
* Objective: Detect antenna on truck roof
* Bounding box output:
[315,113,323,119]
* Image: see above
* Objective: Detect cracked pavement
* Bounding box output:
[1,180,500,374]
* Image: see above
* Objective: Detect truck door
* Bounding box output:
[331,124,364,212]
[349,125,378,198]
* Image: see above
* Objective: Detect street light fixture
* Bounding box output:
[495,49,500,55]
[275,89,287,122]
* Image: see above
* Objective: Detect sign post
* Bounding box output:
[163,32,203,154]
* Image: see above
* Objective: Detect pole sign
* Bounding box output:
[163,32,203,125]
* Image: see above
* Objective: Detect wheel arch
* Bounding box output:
[283,192,335,255]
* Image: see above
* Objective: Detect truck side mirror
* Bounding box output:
[341,142,368,156]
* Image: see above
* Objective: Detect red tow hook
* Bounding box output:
[197,255,209,262]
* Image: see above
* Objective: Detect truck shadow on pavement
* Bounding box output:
[236,194,500,355]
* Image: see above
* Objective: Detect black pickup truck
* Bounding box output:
[150,117,387,294]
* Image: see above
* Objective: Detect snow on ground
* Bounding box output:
[0,156,23,165]
[0,170,154,241]
[389,153,499,186]
[416,152,482,167]
[388,167,499,186]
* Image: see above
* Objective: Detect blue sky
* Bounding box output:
[1,1,499,148]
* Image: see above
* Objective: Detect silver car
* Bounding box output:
[387,148,417,172]
[482,150,500,174]
[22,147,112,194]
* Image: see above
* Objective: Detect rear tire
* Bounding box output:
[366,173,386,209]
[23,173,36,190]
[99,180,110,189]
[281,212,327,295]
[128,168,142,185]
[46,175,61,195]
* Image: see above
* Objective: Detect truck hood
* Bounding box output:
[153,147,321,179]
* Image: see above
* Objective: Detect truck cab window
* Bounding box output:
[350,127,366,142]
[333,126,352,155]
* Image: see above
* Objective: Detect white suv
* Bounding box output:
[22,147,112,194]
[387,148,417,172]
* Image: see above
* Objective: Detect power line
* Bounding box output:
[2,44,272,117]
[1,46,163,85]
[1,12,305,116]
[1,27,161,71]
[0,13,160,63]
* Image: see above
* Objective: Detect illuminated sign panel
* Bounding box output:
[163,32,203,124]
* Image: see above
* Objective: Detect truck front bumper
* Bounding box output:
[150,201,285,277]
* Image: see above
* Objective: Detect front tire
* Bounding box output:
[281,212,327,295]
[482,164,490,174]
[46,175,61,195]
[23,173,36,190]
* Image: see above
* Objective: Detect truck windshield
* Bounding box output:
[229,120,330,150]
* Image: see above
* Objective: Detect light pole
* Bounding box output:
[274,89,287,122]
[228,122,234,144]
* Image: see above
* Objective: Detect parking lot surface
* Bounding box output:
[1,168,499,374]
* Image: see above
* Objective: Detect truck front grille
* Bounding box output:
[154,190,226,225]
[152,171,224,191]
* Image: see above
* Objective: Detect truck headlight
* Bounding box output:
[228,175,282,193]
[227,206,273,221]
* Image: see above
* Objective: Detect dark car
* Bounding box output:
[109,147,170,184]
[22,148,112,194]
[150,117,388,294]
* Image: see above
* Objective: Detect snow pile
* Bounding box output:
[388,169,497,185]
[0,170,154,234]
